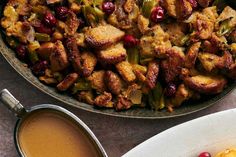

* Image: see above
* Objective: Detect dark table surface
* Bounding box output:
[0,54,236,157]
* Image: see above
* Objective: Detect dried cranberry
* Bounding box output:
[198,152,211,157]
[31,60,48,76]
[102,1,115,15]
[43,12,57,27]
[164,83,177,97]
[123,35,139,47]
[16,45,28,60]
[188,0,198,9]
[150,6,165,23]
[35,23,53,35]
[55,6,69,21]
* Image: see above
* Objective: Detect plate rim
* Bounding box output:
[123,108,236,156]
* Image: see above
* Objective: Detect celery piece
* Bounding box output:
[35,33,51,42]
[148,82,165,110]
[128,47,140,64]
[142,0,157,18]
[28,51,39,64]
[72,79,91,94]
[217,19,234,36]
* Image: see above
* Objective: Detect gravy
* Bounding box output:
[18,110,100,157]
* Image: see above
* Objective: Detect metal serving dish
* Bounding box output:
[0,1,235,119]
[0,89,108,157]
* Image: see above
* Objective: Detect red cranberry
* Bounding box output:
[43,12,57,27]
[150,6,165,23]
[35,23,53,35]
[188,0,198,9]
[102,1,115,15]
[123,35,139,47]
[198,152,211,157]
[164,83,177,97]
[31,60,48,76]
[55,6,69,21]
[16,45,28,60]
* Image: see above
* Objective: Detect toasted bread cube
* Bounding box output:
[85,24,125,49]
[98,43,127,64]
[116,61,136,83]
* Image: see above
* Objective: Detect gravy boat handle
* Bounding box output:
[0,89,26,118]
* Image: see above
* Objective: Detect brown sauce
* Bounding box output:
[18,110,100,157]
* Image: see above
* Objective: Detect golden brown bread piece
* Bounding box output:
[198,51,233,72]
[116,61,136,83]
[37,42,55,61]
[50,41,69,72]
[185,42,201,68]
[98,43,127,64]
[184,75,227,94]
[94,92,113,107]
[146,61,159,89]
[85,24,125,49]
[162,0,192,19]
[162,0,177,18]
[169,84,193,107]
[161,47,185,83]
[57,73,79,91]
[137,15,150,34]
[198,53,220,72]
[80,52,97,77]
[105,71,122,95]
[64,11,80,36]
[195,14,214,40]
[215,6,236,30]
[186,7,217,40]
[88,71,106,93]
[176,0,192,19]
[140,25,171,58]
[123,0,135,13]
[164,23,186,46]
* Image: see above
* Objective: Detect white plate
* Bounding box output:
[123,109,236,157]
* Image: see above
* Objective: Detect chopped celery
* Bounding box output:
[217,19,234,36]
[28,51,39,64]
[180,34,190,46]
[128,47,140,64]
[72,79,91,94]
[35,33,51,42]
[140,57,154,65]
[82,5,104,26]
[132,64,147,74]
[142,0,157,18]
[148,82,165,110]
